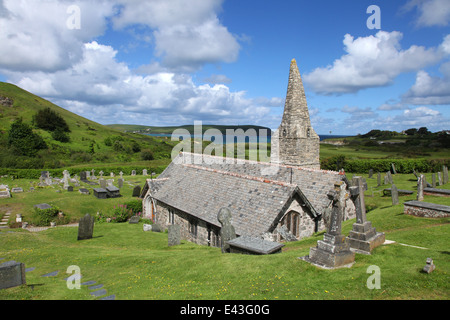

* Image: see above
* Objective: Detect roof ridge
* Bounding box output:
[182,163,297,188]
[178,152,340,174]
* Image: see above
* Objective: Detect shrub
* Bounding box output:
[141,149,154,160]
[124,199,143,215]
[33,107,70,132]
[110,204,133,223]
[8,118,47,156]
[51,128,70,142]
[31,206,69,226]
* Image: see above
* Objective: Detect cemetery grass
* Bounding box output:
[0,174,449,300]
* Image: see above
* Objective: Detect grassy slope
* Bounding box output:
[0,82,174,166]
[0,173,449,300]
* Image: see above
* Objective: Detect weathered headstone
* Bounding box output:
[347,177,385,255]
[119,171,123,179]
[98,171,104,178]
[422,258,435,274]
[151,223,162,233]
[432,173,436,188]
[77,214,94,240]
[67,186,73,192]
[106,186,121,198]
[301,181,355,268]
[80,171,87,181]
[168,224,181,246]
[391,163,397,174]
[99,178,106,189]
[118,178,124,189]
[391,184,399,205]
[438,172,442,186]
[276,225,297,242]
[0,261,26,290]
[377,172,381,187]
[143,224,152,232]
[93,188,108,199]
[131,170,136,176]
[142,169,148,176]
[384,175,389,185]
[132,185,141,197]
[217,207,236,253]
[79,188,89,195]
[368,169,373,179]
[444,166,449,184]
[417,175,424,201]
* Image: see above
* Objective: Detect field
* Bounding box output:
[0,171,449,302]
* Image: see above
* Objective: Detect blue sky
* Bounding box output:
[0,0,449,135]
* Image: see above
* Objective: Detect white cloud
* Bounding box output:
[6,41,273,126]
[303,31,444,94]
[0,0,114,72]
[403,61,450,105]
[403,0,450,27]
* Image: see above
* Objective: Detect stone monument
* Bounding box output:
[347,176,385,255]
[300,181,355,268]
[391,184,399,205]
[168,224,181,246]
[77,214,95,240]
[0,260,26,290]
[217,207,236,253]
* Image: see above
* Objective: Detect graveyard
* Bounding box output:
[0,169,449,300]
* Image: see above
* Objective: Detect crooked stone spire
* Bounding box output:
[273,59,320,169]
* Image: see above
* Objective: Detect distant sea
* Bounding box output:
[144,133,350,143]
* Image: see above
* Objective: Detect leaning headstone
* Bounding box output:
[301,181,355,268]
[347,177,385,255]
[422,258,435,274]
[77,214,94,240]
[391,163,397,174]
[0,261,26,290]
[276,225,297,242]
[417,175,424,201]
[391,184,399,205]
[132,185,141,197]
[168,224,181,246]
[217,207,236,253]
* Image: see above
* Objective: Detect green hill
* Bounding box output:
[0,82,174,169]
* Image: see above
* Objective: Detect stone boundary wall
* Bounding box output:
[404,201,450,218]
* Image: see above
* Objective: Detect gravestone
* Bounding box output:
[143,224,152,232]
[301,181,355,268]
[98,171,104,178]
[368,169,373,179]
[34,203,52,210]
[10,187,23,193]
[132,185,141,197]
[391,163,397,174]
[118,178,124,189]
[67,186,73,192]
[93,188,108,199]
[119,171,124,179]
[143,169,148,176]
[77,214,94,240]
[422,258,435,274]
[217,207,236,253]
[106,186,120,198]
[151,224,162,233]
[129,216,140,224]
[384,175,389,185]
[377,172,381,187]
[110,172,114,177]
[438,172,442,186]
[391,184,399,205]
[417,175,424,201]
[131,170,136,176]
[79,188,89,195]
[168,224,181,246]
[276,225,297,242]
[0,260,26,290]
[432,173,436,188]
[347,177,385,255]
[99,178,106,189]
[227,236,284,255]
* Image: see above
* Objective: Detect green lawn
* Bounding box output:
[1,173,449,300]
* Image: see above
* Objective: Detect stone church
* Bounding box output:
[141,59,355,247]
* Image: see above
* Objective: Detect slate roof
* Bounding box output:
[145,153,343,237]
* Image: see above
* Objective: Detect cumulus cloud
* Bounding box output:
[402,61,450,105]
[6,41,274,126]
[0,0,114,72]
[402,0,450,27]
[303,31,444,94]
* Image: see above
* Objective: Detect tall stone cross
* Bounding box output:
[349,176,368,224]
[327,181,348,236]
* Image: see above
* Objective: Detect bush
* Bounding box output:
[110,204,133,223]
[8,118,47,156]
[31,206,69,226]
[123,199,143,215]
[51,129,70,143]
[141,149,154,161]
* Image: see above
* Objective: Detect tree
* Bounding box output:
[33,107,70,132]
[404,128,418,136]
[8,118,47,156]
[417,127,430,135]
